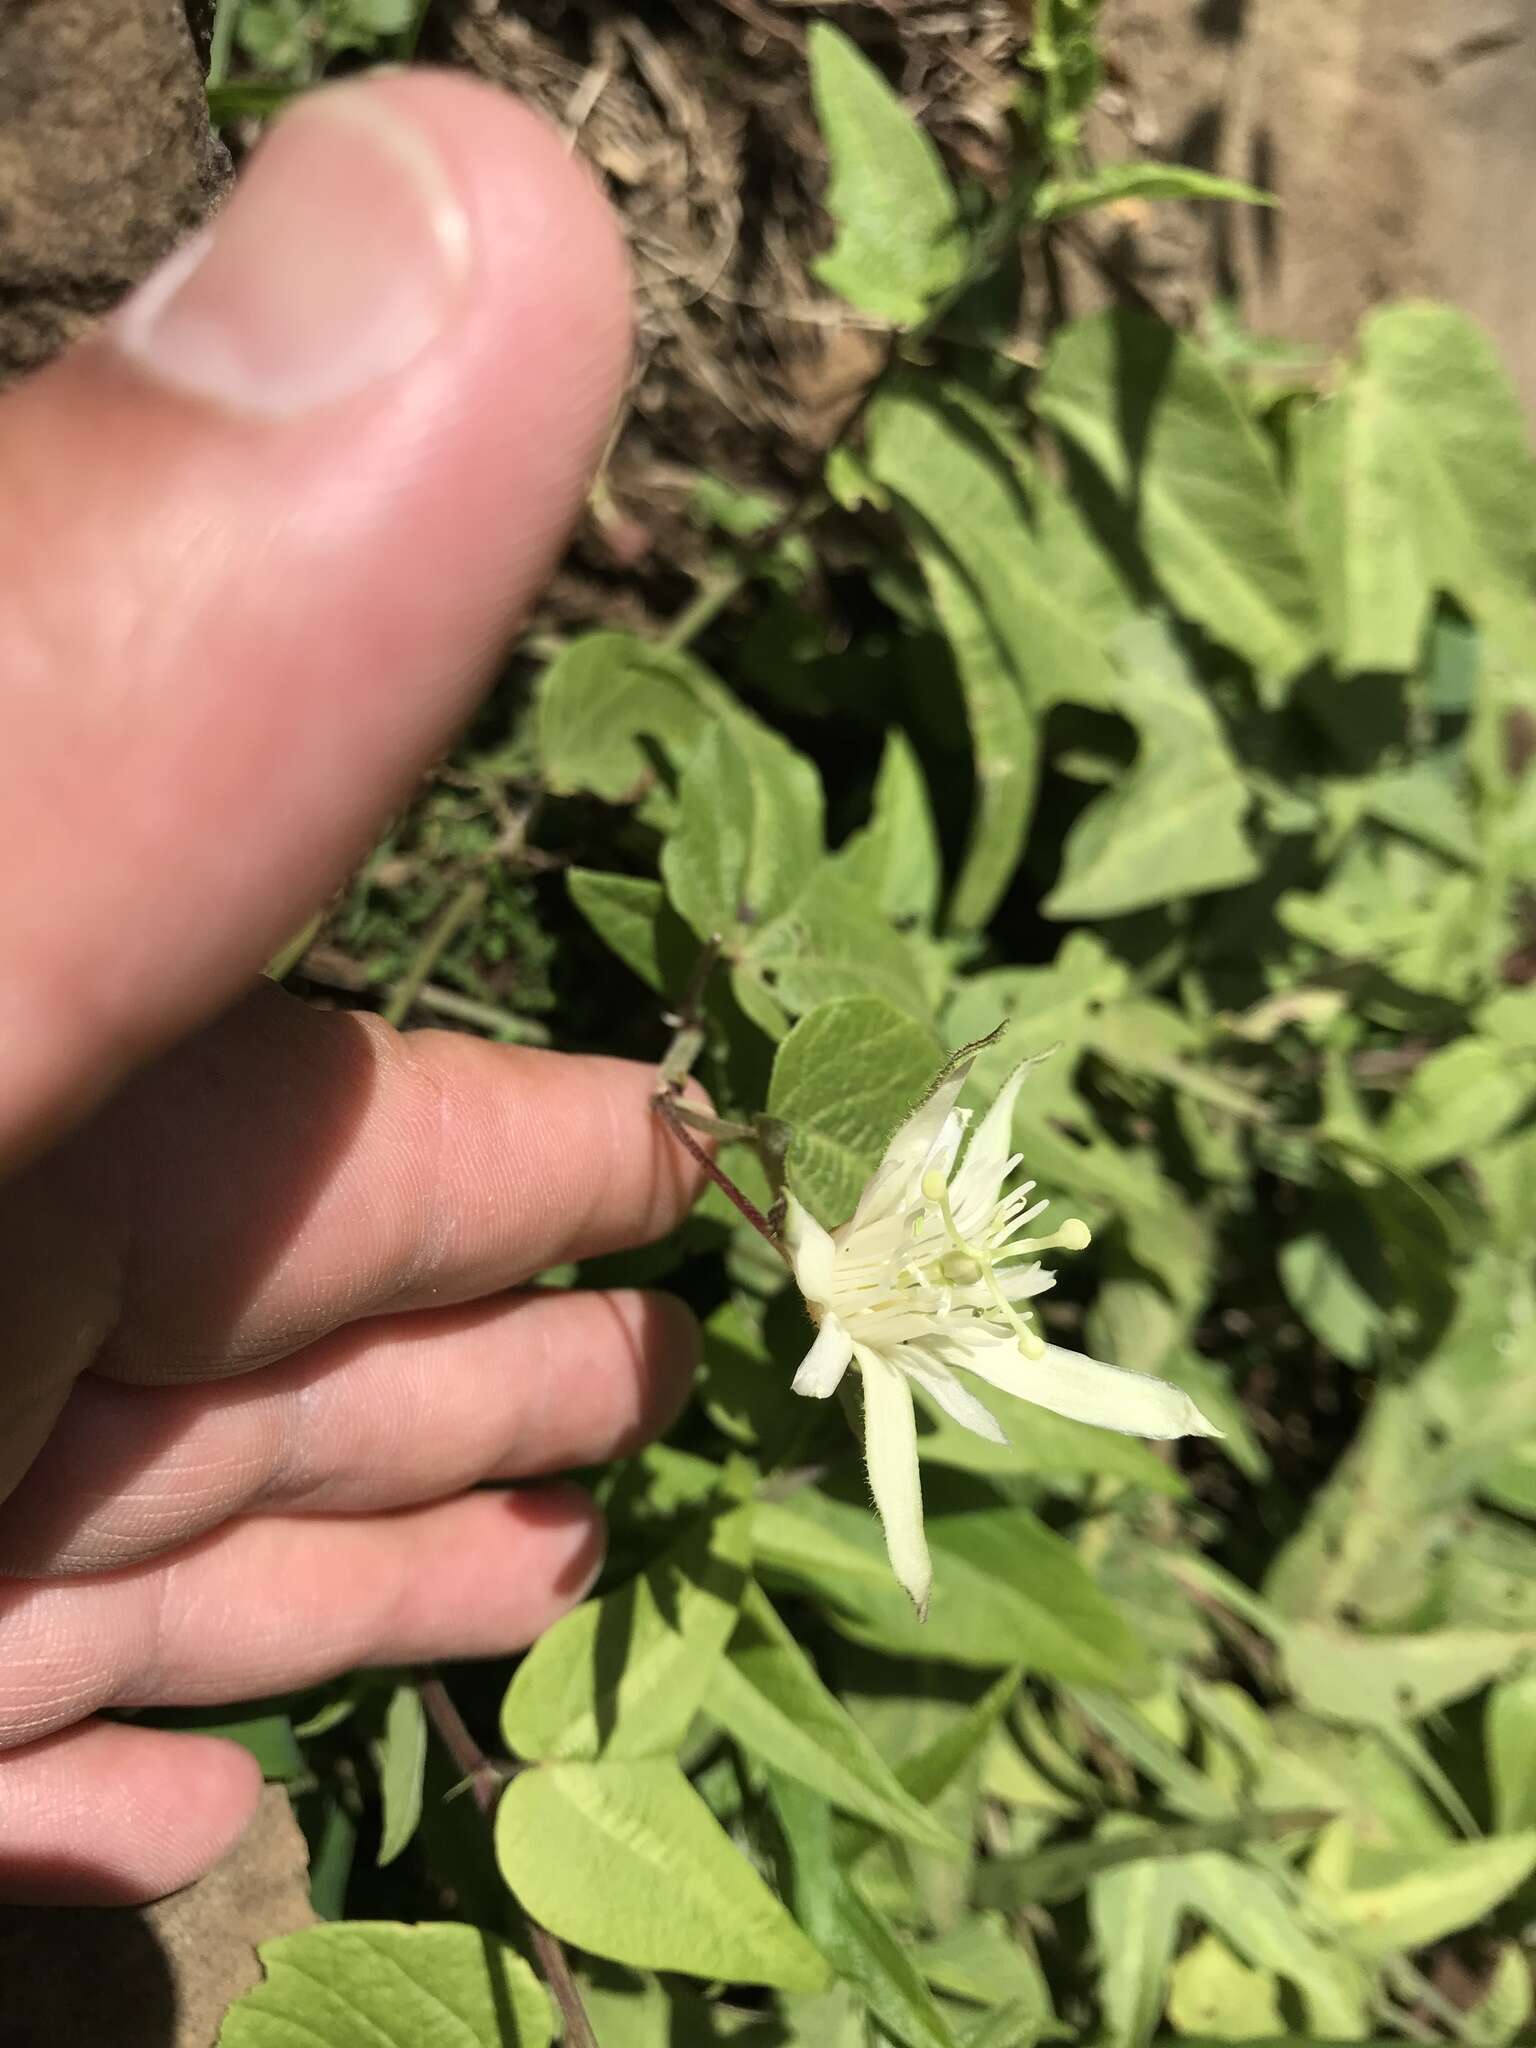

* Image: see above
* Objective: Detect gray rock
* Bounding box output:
[0,1787,317,2048]
[0,0,231,383]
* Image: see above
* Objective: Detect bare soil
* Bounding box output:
[1085,0,1536,414]
[0,0,229,381]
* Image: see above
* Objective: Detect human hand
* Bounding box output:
[0,72,703,1906]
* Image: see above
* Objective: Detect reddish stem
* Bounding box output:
[418,1679,599,2048]
[654,1090,783,1248]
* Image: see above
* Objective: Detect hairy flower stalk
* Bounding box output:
[785,1051,1222,1615]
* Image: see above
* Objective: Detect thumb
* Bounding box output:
[0,71,630,1170]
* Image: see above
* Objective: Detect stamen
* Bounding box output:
[1005,1219,1093,1259]
[924,1157,1047,1358]
[982,1264,1046,1357]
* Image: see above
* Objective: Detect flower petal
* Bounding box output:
[955,1339,1224,1441]
[899,1351,1009,1444]
[857,1346,933,1617]
[792,1315,854,1399]
[951,1054,1037,1225]
[1001,1261,1055,1302]
[872,1065,971,1191]
[783,1192,837,1303]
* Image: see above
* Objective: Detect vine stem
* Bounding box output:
[652,1089,783,1250]
[651,936,788,1253]
[383,878,487,1028]
[207,0,241,86]
[659,490,829,652]
[418,1679,600,2048]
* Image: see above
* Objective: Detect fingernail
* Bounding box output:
[110,84,471,417]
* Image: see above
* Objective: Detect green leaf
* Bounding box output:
[705,1581,962,1855]
[899,1669,1023,1810]
[207,80,304,124]
[1437,1513,1536,1630]
[1035,312,1318,698]
[1319,1832,1536,1959]
[1044,741,1259,918]
[807,23,966,326]
[1294,383,1435,675]
[1036,160,1275,221]
[1278,837,1489,1000]
[216,1923,553,2047]
[1167,1933,1284,2042]
[772,1772,958,2048]
[1178,1854,1369,2037]
[866,385,1121,928]
[1252,1712,1448,1853]
[302,1791,357,1921]
[768,996,942,1227]
[1264,1257,1536,1628]
[945,932,1128,1111]
[913,1917,1055,2023]
[374,1682,426,1867]
[190,1711,305,1781]
[747,873,935,1028]
[1160,1351,1269,1480]
[501,1509,750,1762]
[1090,1836,1188,2048]
[1462,1941,1534,2048]
[1277,1209,1387,1368]
[754,1493,1152,1685]
[835,730,944,927]
[661,721,824,947]
[1377,1037,1536,1173]
[977,1811,1322,1910]
[698,1297,792,1451]
[1282,1624,1536,1732]
[1354,303,1536,650]
[911,1374,1187,1496]
[1043,616,1261,917]
[1486,1669,1536,1832]
[955,2001,1046,2048]
[496,1759,830,1991]
[868,386,1122,724]
[905,524,1041,932]
[1070,1686,1227,1819]
[566,871,696,997]
[538,632,730,802]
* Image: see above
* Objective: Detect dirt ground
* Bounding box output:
[5,0,1535,599]
[1088,0,1536,417]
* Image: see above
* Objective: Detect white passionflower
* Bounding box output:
[784,1051,1222,1615]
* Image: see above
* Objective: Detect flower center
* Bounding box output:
[919,1165,1089,1361]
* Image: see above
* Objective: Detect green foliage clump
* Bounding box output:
[234,0,413,80]
[217,20,1536,2048]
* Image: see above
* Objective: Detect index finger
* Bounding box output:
[6,984,708,1387]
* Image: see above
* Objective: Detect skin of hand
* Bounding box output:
[0,72,708,1907]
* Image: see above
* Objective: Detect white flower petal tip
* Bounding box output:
[1182,1399,1226,1441]
[791,1315,854,1400]
[782,1193,838,1302]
